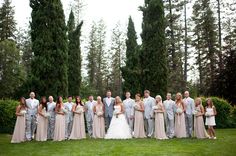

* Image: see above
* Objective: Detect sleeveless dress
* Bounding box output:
[53,106,66,141]
[36,107,48,141]
[11,107,27,143]
[154,103,168,140]
[93,104,105,138]
[69,105,86,139]
[105,105,132,139]
[133,102,146,138]
[194,105,209,139]
[205,107,216,126]
[174,103,187,138]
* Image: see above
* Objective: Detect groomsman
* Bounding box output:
[85,95,96,137]
[183,91,195,137]
[64,96,74,139]
[163,93,175,138]
[123,91,135,132]
[103,90,115,130]
[143,90,155,137]
[25,92,39,141]
[47,96,56,140]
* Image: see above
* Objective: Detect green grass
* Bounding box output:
[0,129,236,156]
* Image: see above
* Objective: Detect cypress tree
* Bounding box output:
[30,0,68,97]
[67,10,83,96]
[140,0,168,97]
[121,16,142,97]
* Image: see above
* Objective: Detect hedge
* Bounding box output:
[0,97,235,134]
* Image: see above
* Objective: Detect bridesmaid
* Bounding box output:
[36,96,48,141]
[133,93,146,138]
[11,97,27,143]
[205,98,217,139]
[174,93,187,138]
[53,96,66,141]
[69,96,86,140]
[193,97,209,139]
[153,95,168,140]
[92,96,105,138]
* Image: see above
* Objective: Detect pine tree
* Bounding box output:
[0,0,16,41]
[140,0,168,97]
[30,0,68,97]
[67,10,83,96]
[110,23,126,97]
[121,16,142,97]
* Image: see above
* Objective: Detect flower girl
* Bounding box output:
[205,98,217,139]
[11,97,27,143]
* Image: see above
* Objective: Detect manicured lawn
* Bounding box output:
[0,129,236,156]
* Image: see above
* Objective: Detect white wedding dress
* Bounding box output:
[105,105,132,139]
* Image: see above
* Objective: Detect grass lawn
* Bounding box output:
[0,129,236,156]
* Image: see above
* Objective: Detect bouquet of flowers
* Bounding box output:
[192,110,198,115]
[20,110,27,115]
[76,106,84,114]
[205,111,212,117]
[113,109,119,116]
[44,112,51,118]
[176,108,183,114]
[62,108,68,114]
[134,104,140,110]
[152,105,159,110]
[97,111,103,117]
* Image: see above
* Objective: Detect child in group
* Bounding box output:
[205,98,217,139]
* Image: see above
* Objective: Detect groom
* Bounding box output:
[103,90,115,131]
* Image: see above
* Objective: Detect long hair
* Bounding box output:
[75,96,83,106]
[206,98,214,108]
[40,96,47,111]
[175,92,184,108]
[56,96,63,109]
[19,97,26,109]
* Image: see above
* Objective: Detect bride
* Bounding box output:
[105,96,132,139]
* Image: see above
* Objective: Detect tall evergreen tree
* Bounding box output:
[30,0,68,97]
[0,0,16,41]
[121,16,141,97]
[67,10,83,96]
[140,0,168,97]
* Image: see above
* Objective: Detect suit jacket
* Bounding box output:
[183,97,195,115]
[163,99,175,120]
[103,97,115,118]
[85,100,96,122]
[26,98,39,116]
[123,98,135,118]
[143,96,156,119]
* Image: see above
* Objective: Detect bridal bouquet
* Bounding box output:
[152,105,159,110]
[20,110,27,115]
[192,110,198,116]
[205,111,212,117]
[97,111,103,117]
[134,104,140,110]
[113,110,119,116]
[62,108,68,114]
[176,108,183,114]
[76,106,84,114]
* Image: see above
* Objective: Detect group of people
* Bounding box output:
[11,90,217,143]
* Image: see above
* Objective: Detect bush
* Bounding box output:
[201,97,234,128]
[0,100,19,133]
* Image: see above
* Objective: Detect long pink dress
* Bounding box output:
[174,103,187,138]
[194,105,209,139]
[53,106,66,141]
[154,103,168,140]
[133,102,146,138]
[36,107,48,141]
[93,104,105,138]
[11,107,26,143]
[69,105,86,139]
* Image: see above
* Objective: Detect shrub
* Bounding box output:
[201,97,234,128]
[0,100,19,133]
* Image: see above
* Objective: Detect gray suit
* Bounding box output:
[143,96,155,137]
[183,97,195,137]
[85,100,96,137]
[25,98,39,140]
[64,102,74,139]
[47,102,56,139]
[163,99,175,138]
[103,97,115,130]
[123,98,135,131]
